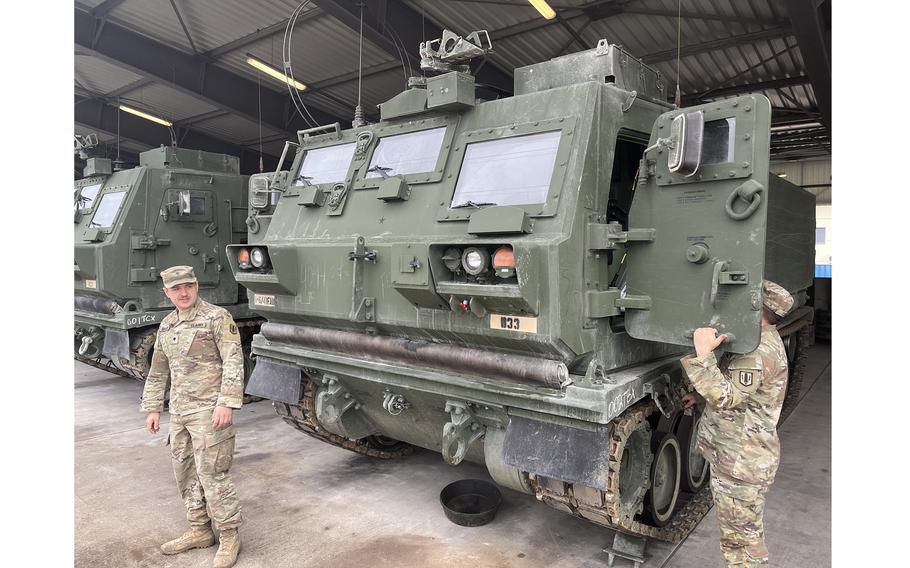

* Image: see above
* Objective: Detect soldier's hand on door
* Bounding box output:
[694,327,727,357]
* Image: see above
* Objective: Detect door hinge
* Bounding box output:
[586,288,652,318]
[587,222,655,250]
[131,234,172,250]
[348,236,377,323]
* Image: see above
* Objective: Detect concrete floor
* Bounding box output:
[75,343,830,568]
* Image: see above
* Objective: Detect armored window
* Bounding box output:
[179,191,206,216]
[75,182,102,211]
[701,117,736,165]
[294,142,357,186]
[89,190,127,229]
[366,127,447,178]
[451,130,561,208]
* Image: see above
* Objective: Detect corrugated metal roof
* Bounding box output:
[770,157,831,186]
[317,69,411,118]
[192,113,285,147]
[74,123,147,155]
[75,0,107,10]
[174,0,316,54]
[118,83,220,123]
[215,16,394,92]
[105,0,191,55]
[74,54,144,94]
[406,0,814,111]
[74,0,828,168]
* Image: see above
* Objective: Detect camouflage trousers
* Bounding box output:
[169,409,242,531]
[710,469,769,567]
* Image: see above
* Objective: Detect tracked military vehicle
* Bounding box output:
[234,33,814,542]
[74,146,262,380]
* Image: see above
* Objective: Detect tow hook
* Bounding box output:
[79,336,94,356]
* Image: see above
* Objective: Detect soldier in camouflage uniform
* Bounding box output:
[679,280,794,567]
[142,265,244,568]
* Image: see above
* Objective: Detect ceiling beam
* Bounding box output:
[318,0,514,94]
[173,109,232,128]
[695,39,798,101]
[74,8,347,137]
[304,1,787,98]
[168,0,199,55]
[643,27,794,64]
[310,61,403,92]
[103,78,157,99]
[485,1,786,43]
[620,8,788,27]
[204,8,326,59]
[75,95,280,175]
[90,0,129,19]
[555,12,588,52]
[683,76,811,105]
[783,0,831,134]
[74,119,149,157]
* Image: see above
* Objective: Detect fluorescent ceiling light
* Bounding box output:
[528,0,557,19]
[118,104,172,127]
[246,54,306,91]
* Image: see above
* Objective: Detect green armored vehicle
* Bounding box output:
[74,146,262,380]
[234,33,814,541]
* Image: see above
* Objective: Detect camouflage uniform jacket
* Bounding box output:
[679,325,788,488]
[141,299,244,415]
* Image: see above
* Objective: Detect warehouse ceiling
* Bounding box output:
[74,0,831,175]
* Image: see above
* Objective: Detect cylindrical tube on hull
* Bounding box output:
[261,322,569,388]
[74,294,120,315]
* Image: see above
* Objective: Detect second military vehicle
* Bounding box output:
[74,146,263,380]
[234,33,814,541]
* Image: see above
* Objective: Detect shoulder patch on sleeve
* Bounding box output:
[222,318,241,342]
[728,353,762,392]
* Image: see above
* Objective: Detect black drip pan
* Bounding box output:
[440,479,502,527]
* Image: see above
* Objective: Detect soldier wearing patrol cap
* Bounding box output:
[141,265,245,568]
[679,279,795,567]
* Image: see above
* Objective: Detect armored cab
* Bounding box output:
[233,35,815,541]
[74,146,261,379]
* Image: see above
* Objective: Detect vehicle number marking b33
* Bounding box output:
[490,314,538,334]
[254,294,276,307]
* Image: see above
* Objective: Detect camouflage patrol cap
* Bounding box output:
[160,265,197,288]
[762,280,793,317]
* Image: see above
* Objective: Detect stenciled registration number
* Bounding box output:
[490,314,538,334]
[254,294,276,307]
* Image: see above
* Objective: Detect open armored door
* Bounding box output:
[622,94,772,354]
[153,187,220,287]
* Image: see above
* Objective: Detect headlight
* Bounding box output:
[461,247,490,276]
[250,247,268,268]
[237,248,251,269]
[442,247,462,272]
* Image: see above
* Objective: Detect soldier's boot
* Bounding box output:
[160,525,216,555]
[212,529,241,568]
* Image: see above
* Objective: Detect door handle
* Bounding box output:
[710,260,727,307]
[710,260,749,306]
